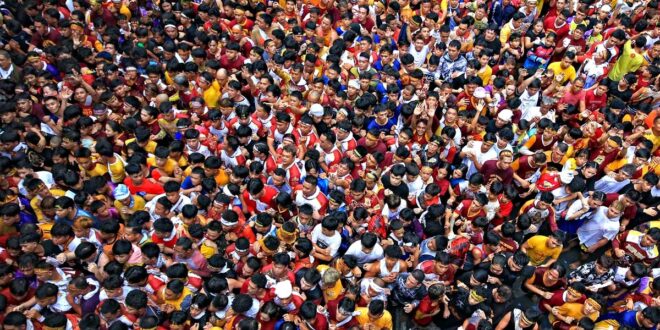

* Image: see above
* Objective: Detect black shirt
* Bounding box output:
[381,174,410,200]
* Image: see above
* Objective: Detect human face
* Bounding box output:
[405,274,420,288]
[302,182,315,197]
[547,236,560,248]
[447,46,459,59]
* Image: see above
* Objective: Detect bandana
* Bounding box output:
[585,298,601,310]
[277,228,298,244]
[259,239,276,255]
[369,280,385,294]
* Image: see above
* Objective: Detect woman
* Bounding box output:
[105,120,128,155]
[524,19,546,50]
[525,264,567,300]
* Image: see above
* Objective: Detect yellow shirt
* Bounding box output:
[609,40,644,81]
[82,163,109,178]
[644,130,660,152]
[113,195,146,221]
[147,157,178,176]
[547,62,576,85]
[524,235,561,266]
[30,188,65,222]
[107,153,126,183]
[203,82,221,109]
[478,66,492,86]
[214,170,229,187]
[499,21,517,44]
[356,307,393,330]
[316,265,344,302]
[549,302,598,324]
[125,138,157,154]
[159,286,193,310]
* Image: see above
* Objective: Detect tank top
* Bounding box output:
[379,258,400,277]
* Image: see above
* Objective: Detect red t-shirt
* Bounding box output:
[123,177,165,196]
[584,89,608,111]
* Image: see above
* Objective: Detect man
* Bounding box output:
[310,216,342,262]
[438,40,468,83]
[521,231,565,267]
[577,201,625,253]
[145,181,191,216]
[0,50,22,83]
[54,196,96,228]
[611,227,660,267]
[356,300,393,330]
[293,176,329,217]
[609,36,647,81]
[596,306,660,329]
[171,237,210,277]
[480,150,514,185]
[279,144,304,188]
[242,179,278,216]
[547,52,577,85]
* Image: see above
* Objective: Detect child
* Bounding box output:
[523,32,556,71]
[500,32,524,64]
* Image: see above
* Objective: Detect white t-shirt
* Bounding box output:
[345,240,384,265]
[311,224,342,258]
[409,45,430,67]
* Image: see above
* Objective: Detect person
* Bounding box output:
[0,0,656,328]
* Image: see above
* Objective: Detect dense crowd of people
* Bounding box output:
[0,0,658,329]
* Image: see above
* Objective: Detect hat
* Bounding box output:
[114,184,130,200]
[96,51,113,61]
[348,80,360,90]
[274,280,293,299]
[309,104,324,117]
[473,87,488,99]
[498,109,513,122]
[601,4,612,12]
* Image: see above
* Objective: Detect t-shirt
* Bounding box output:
[547,62,576,84]
[609,40,644,81]
[311,224,342,258]
[524,235,561,266]
[123,177,165,197]
[355,307,393,330]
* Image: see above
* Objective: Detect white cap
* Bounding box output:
[274,280,293,299]
[601,4,612,12]
[474,87,488,99]
[113,184,131,200]
[309,104,324,117]
[498,109,513,122]
[348,79,360,89]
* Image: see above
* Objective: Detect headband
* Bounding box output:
[369,280,385,294]
[220,217,237,227]
[567,286,580,297]
[469,289,486,303]
[585,298,601,310]
[259,239,276,254]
